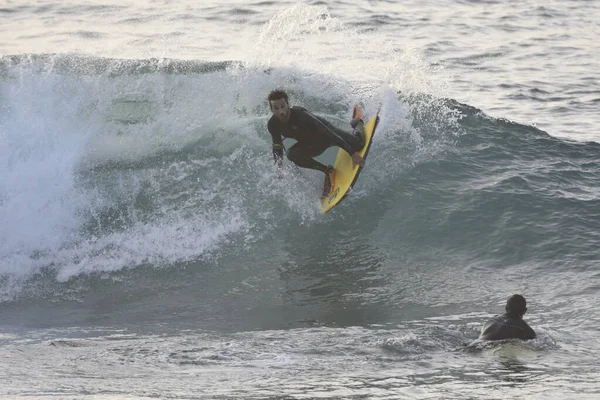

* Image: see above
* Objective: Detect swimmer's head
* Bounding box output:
[506,294,527,317]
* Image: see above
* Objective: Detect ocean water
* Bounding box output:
[1,0,599,398]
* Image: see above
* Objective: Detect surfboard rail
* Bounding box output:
[320,111,379,213]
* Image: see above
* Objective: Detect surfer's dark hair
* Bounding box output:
[506,294,527,315]
[267,89,289,107]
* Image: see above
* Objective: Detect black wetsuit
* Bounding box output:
[479,312,536,341]
[267,106,364,172]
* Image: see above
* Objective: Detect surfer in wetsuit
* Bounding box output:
[266,89,366,192]
[479,294,536,341]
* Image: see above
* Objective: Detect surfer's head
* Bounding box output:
[505,294,527,317]
[268,89,290,123]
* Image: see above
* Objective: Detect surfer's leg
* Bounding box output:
[332,125,365,152]
[287,141,330,172]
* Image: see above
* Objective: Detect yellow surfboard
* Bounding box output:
[320,108,379,213]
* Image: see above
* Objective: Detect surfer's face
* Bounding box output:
[270,98,290,122]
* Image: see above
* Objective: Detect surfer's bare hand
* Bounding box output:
[351,153,365,168]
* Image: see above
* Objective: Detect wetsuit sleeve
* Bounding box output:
[267,118,284,167]
[296,108,356,155]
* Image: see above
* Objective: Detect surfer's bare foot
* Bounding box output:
[351,153,365,168]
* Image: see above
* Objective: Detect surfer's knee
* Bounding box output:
[286,146,299,162]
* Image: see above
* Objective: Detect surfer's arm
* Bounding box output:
[522,322,536,340]
[272,142,284,168]
[267,120,284,168]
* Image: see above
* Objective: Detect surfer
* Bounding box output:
[266,89,366,192]
[479,294,537,341]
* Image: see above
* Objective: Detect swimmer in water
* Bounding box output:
[479,294,536,341]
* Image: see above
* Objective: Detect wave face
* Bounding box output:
[1,55,598,320]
